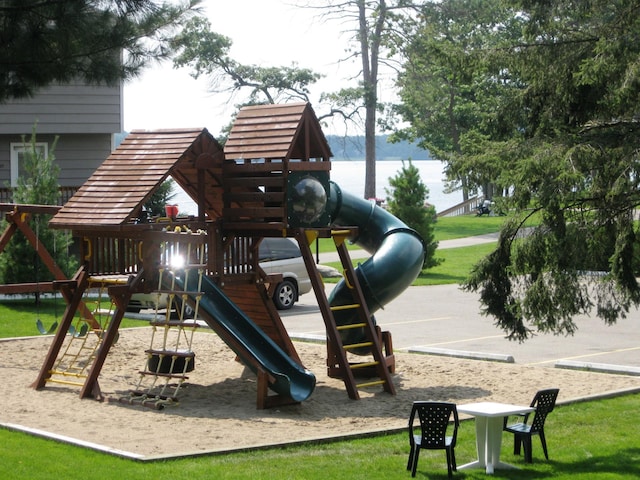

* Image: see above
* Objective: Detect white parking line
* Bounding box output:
[412,334,507,348]
[526,345,640,366]
[378,316,452,326]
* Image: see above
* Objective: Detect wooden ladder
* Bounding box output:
[295,229,395,400]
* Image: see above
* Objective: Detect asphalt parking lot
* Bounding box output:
[280,283,640,372]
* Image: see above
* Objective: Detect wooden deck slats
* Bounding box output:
[222,222,287,232]
[224,161,285,173]
[226,192,285,203]
[223,207,286,218]
[225,176,284,188]
[226,147,291,159]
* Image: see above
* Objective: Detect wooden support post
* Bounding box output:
[256,368,299,409]
[79,284,132,399]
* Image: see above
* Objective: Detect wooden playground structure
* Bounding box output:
[1,103,410,409]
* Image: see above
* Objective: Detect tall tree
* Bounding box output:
[393,0,523,202]
[170,16,322,135]
[0,0,200,102]
[460,0,640,340]
[312,0,415,199]
[0,129,77,289]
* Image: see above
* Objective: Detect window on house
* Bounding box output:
[10,142,48,187]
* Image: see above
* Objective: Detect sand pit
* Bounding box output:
[1,328,639,460]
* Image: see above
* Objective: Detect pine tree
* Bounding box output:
[385,160,439,269]
[0,127,77,291]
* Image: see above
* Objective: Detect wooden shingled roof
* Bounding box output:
[50,128,224,229]
[224,102,332,161]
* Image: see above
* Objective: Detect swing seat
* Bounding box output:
[36,319,58,335]
[68,323,89,337]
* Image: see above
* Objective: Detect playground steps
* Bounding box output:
[296,229,396,400]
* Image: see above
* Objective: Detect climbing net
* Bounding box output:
[45,278,117,388]
[120,236,206,410]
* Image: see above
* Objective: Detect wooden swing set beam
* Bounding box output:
[0,204,66,290]
[0,203,100,328]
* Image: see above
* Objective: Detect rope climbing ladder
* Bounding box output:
[119,236,205,409]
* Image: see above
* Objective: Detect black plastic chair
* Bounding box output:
[407,401,459,478]
[503,388,560,463]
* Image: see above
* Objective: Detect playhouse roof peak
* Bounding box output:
[225,102,332,162]
[49,127,224,230]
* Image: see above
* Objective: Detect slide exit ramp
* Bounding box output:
[173,270,316,404]
[327,181,426,346]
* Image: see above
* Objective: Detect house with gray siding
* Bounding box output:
[0,81,122,204]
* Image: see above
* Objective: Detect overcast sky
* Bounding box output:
[123,0,362,136]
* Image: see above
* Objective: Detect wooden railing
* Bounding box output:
[0,186,79,206]
[437,196,483,217]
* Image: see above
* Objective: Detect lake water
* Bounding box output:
[327,160,460,212]
[173,160,462,215]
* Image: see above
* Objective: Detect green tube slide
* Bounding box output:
[172,270,316,403]
[327,181,426,350]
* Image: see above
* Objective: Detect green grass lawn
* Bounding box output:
[323,242,496,286]
[0,297,149,339]
[434,214,507,241]
[323,213,501,286]
[1,392,639,479]
[314,213,506,253]
[418,242,496,285]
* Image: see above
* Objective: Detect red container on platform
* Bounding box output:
[165,204,178,218]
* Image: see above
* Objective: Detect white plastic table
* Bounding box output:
[457,402,534,474]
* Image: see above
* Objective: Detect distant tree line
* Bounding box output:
[326,135,431,161]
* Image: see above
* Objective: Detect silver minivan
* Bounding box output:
[259,237,312,309]
[128,237,312,313]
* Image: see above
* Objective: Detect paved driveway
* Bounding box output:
[281,283,640,371]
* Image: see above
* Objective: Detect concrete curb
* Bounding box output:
[555,360,640,376]
[290,333,326,343]
[407,346,514,363]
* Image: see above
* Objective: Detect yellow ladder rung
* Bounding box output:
[330,304,360,311]
[350,361,380,369]
[50,369,87,378]
[343,341,373,350]
[356,379,386,388]
[63,367,87,373]
[336,322,367,331]
[45,377,85,387]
